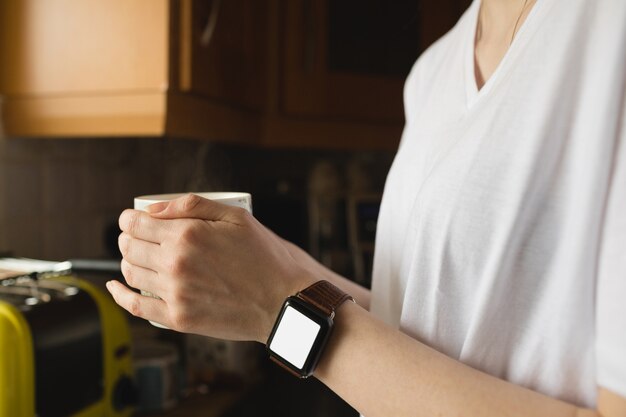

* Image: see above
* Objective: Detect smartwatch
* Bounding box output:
[266,280,354,378]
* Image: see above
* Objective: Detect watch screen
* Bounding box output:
[269,305,321,369]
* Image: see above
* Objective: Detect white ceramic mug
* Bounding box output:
[133,192,252,328]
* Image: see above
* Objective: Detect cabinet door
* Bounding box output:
[0,0,170,136]
[0,0,169,95]
[177,0,270,111]
[283,0,470,123]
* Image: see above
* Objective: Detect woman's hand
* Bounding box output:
[106,194,316,343]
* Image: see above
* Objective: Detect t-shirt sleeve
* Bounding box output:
[596,96,626,398]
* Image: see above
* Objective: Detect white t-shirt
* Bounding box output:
[371,0,626,408]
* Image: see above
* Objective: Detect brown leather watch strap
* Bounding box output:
[269,355,303,378]
[297,280,354,318]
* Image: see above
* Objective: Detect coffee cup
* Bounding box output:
[133,192,252,328]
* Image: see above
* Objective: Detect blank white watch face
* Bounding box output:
[269,305,321,369]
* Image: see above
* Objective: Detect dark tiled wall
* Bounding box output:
[0,138,394,262]
[0,138,164,259]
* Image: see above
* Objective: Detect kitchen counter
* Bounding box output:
[137,362,357,417]
[138,388,246,417]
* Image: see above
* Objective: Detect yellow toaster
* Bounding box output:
[0,275,135,417]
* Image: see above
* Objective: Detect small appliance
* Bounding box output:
[0,268,135,417]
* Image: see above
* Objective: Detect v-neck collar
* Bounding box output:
[464,0,547,109]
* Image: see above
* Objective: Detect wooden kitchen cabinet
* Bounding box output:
[0,0,468,149]
[283,0,471,123]
[0,0,171,137]
[265,0,470,149]
[0,0,259,143]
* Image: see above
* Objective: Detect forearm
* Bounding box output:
[315,301,598,417]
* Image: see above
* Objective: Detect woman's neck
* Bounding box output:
[478,0,529,36]
[473,0,536,89]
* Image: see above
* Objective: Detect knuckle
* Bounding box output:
[118,233,131,256]
[231,206,251,222]
[180,194,202,212]
[128,297,143,317]
[166,255,187,276]
[121,261,136,287]
[120,258,131,276]
[178,223,198,245]
[119,209,132,230]
[170,287,190,305]
[169,309,191,331]
[169,289,184,305]
[126,211,142,235]
[120,209,142,235]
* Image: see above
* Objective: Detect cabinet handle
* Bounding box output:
[200,0,222,47]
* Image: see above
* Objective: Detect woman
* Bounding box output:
[107,0,626,415]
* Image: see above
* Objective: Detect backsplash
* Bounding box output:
[0,137,394,270]
[0,138,164,259]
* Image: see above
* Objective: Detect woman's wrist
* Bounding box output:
[259,265,318,344]
[265,279,356,378]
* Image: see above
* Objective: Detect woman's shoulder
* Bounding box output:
[408,1,476,80]
[402,2,477,119]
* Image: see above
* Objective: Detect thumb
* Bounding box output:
[147,194,230,221]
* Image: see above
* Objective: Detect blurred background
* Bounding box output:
[0,1,469,416]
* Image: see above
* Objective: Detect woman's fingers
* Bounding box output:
[108,193,307,342]
[120,259,164,296]
[147,194,245,224]
[118,232,163,271]
[119,209,171,244]
[106,280,169,326]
